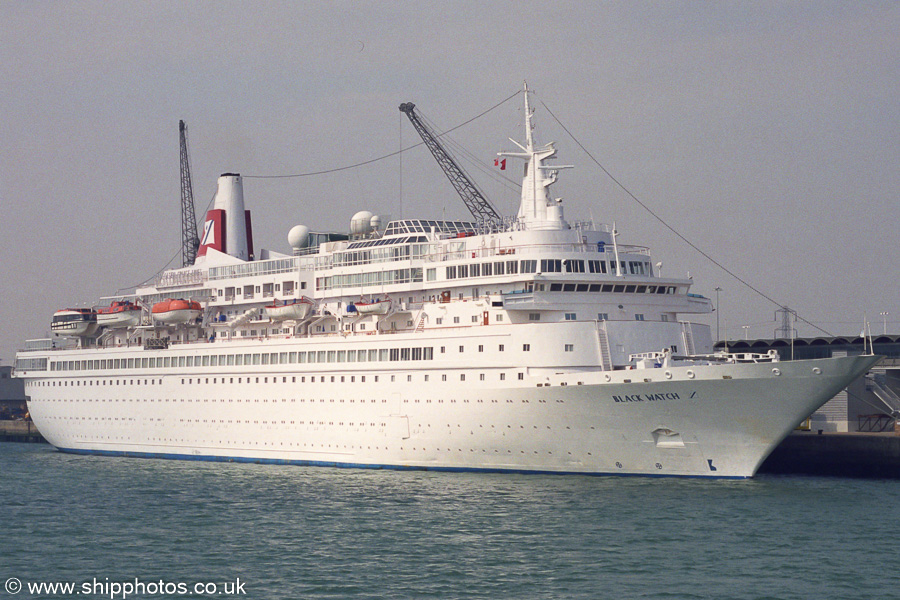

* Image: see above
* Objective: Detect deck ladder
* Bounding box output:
[597,325,613,371]
[680,321,696,355]
[415,313,427,333]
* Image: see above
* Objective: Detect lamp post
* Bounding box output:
[714,287,722,342]
[881,311,889,335]
[742,325,750,340]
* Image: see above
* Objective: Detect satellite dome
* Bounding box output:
[287,225,310,250]
[350,210,375,235]
[370,215,382,230]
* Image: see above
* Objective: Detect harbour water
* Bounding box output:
[2,443,898,600]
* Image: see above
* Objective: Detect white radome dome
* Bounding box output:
[287,225,310,250]
[350,210,375,235]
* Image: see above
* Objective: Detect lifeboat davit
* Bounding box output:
[264,298,313,321]
[152,299,202,325]
[51,308,99,337]
[354,298,391,315]
[96,300,142,328]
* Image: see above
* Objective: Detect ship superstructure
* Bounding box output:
[14,88,879,477]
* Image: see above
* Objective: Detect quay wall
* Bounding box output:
[0,420,46,443]
[759,431,900,478]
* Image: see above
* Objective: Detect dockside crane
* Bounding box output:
[179,120,200,267]
[399,103,502,228]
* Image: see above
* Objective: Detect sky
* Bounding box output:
[1,1,897,364]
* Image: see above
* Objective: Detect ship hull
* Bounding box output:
[21,353,878,478]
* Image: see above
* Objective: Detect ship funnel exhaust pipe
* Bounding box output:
[196,173,253,262]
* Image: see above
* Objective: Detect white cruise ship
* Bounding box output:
[14,88,879,478]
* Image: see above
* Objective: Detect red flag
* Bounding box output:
[495,158,506,170]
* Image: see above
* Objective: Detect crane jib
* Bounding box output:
[399,103,502,227]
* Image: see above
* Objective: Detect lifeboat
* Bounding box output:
[264,298,313,321]
[354,298,391,315]
[151,299,202,324]
[51,308,99,337]
[96,300,142,328]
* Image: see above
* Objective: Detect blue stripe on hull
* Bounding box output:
[55,446,747,480]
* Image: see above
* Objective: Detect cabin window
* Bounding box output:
[529,313,541,321]
[520,260,537,273]
[635,314,645,321]
[565,344,574,352]
[564,259,585,273]
[565,313,576,321]
[589,260,606,274]
[540,259,561,273]
[598,313,609,321]
[523,344,531,351]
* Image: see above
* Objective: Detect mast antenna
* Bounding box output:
[179,120,200,267]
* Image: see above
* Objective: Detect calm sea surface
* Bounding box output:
[2,443,898,600]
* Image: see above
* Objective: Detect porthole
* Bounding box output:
[664,371,672,379]
[686,370,695,379]
[812,367,822,375]
[772,368,781,376]
[604,373,611,382]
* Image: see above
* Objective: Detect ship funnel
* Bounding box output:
[196,173,254,262]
